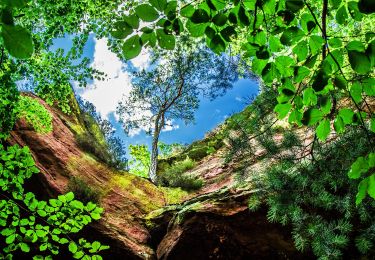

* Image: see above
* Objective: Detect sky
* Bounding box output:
[52,34,259,150]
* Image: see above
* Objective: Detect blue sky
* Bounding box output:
[52,35,259,150]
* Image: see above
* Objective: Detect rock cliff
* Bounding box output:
[8,94,307,259]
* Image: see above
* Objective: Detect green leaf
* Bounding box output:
[350,81,362,103]
[191,9,210,23]
[289,109,303,126]
[186,20,207,37]
[210,0,226,10]
[141,32,157,47]
[320,96,332,115]
[122,35,142,60]
[2,8,13,25]
[65,192,74,202]
[316,119,330,141]
[5,234,16,244]
[262,62,279,83]
[366,40,375,66]
[156,29,175,50]
[251,58,268,75]
[371,117,375,133]
[269,35,283,53]
[280,27,305,46]
[303,88,317,106]
[330,0,342,9]
[362,78,375,96]
[333,76,347,90]
[348,156,368,179]
[312,70,329,92]
[348,51,371,74]
[339,108,354,124]
[149,0,167,11]
[2,25,34,59]
[368,174,375,199]
[274,103,292,119]
[135,4,159,22]
[309,35,324,56]
[334,116,345,134]
[124,14,140,29]
[212,13,227,26]
[90,212,101,220]
[164,1,177,17]
[356,178,368,205]
[110,21,132,39]
[40,243,48,251]
[347,1,363,21]
[301,108,323,126]
[336,5,348,25]
[220,26,236,42]
[1,228,15,236]
[294,66,310,83]
[69,242,78,253]
[285,0,304,12]
[205,26,216,39]
[243,0,257,10]
[36,230,46,237]
[180,5,195,18]
[238,5,250,26]
[20,243,30,252]
[328,38,342,48]
[92,241,101,251]
[347,41,365,52]
[209,34,226,54]
[275,56,294,77]
[73,251,85,259]
[293,40,308,61]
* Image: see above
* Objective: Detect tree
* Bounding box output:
[117,0,375,202]
[117,42,240,183]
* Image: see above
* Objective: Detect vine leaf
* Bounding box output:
[122,35,142,60]
[2,25,34,59]
[135,4,159,22]
[316,119,330,141]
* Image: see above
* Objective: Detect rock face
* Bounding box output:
[8,95,307,259]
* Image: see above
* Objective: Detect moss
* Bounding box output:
[68,154,165,213]
[109,174,165,212]
[67,176,102,204]
[160,187,188,205]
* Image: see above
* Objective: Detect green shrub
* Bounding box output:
[16,96,53,134]
[159,157,203,191]
[67,177,101,204]
[187,146,208,161]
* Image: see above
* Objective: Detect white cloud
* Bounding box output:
[162,120,180,132]
[77,38,132,118]
[76,38,178,137]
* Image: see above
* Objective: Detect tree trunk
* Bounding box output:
[148,112,164,184]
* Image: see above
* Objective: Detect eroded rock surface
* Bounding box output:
[8,95,308,259]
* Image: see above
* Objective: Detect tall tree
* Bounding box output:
[117,42,241,183]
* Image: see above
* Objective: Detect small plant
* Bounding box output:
[0,144,107,259]
[67,177,101,204]
[16,96,53,134]
[159,157,203,191]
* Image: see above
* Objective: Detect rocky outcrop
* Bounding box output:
[8,94,307,259]
[8,94,165,259]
